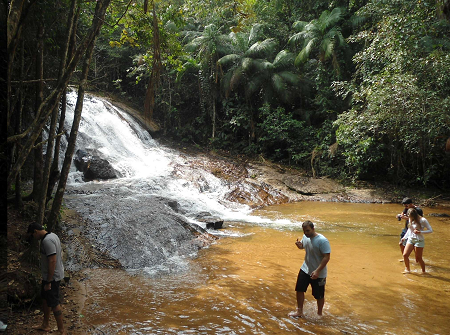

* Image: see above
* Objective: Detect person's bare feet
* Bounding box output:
[288,309,304,318]
[32,324,51,332]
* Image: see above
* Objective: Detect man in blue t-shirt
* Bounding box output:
[289,220,331,318]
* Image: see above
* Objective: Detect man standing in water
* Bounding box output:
[289,220,331,318]
[27,223,66,335]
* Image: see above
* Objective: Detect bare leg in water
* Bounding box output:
[288,291,305,318]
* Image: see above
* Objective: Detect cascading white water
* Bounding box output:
[61,91,273,274]
[63,91,253,223]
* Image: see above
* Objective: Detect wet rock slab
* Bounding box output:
[63,185,214,270]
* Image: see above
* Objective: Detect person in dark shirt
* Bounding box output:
[396,197,423,260]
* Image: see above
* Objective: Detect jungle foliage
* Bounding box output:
[101,0,450,188]
[6,0,450,227]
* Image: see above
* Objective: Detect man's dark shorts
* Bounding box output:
[41,280,61,308]
[295,269,326,300]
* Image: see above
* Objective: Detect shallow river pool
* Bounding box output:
[79,202,450,334]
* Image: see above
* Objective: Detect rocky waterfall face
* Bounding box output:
[61,92,263,274]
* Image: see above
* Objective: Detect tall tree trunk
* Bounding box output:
[14,40,25,210]
[211,63,217,139]
[143,2,161,123]
[7,0,37,134]
[47,45,95,231]
[49,4,80,192]
[33,23,44,204]
[47,0,112,231]
[7,0,112,191]
[36,0,78,226]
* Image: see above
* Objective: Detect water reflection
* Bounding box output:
[81,202,450,334]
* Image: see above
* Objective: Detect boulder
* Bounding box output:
[195,212,224,229]
[74,149,117,181]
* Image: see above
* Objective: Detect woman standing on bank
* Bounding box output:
[401,208,433,273]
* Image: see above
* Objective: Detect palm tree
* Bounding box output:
[218,24,307,141]
[289,7,346,72]
[184,24,231,138]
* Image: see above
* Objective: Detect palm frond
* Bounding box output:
[277,71,302,87]
[334,30,346,47]
[229,31,249,52]
[288,32,305,46]
[218,54,241,67]
[321,38,334,61]
[182,30,202,44]
[273,50,295,69]
[204,23,218,34]
[248,23,264,46]
[252,59,274,73]
[294,38,315,66]
[185,35,207,52]
[245,38,277,58]
[325,7,345,29]
[292,20,308,32]
[242,57,254,72]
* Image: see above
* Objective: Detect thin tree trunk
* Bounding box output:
[7,0,37,134]
[7,0,112,191]
[14,40,25,210]
[36,0,78,226]
[47,0,112,231]
[47,47,95,231]
[50,4,79,182]
[33,23,44,204]
[143,2,161,123]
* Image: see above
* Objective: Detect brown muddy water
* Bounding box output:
[79,203,450,334]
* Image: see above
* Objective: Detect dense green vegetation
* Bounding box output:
[101,0,450,188]
[6,0,450,229]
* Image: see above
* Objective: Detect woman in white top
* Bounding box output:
[401,208,433,273]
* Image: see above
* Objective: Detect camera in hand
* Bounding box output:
[397,214,402,221]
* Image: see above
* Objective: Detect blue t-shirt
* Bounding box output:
[300,233,331,278]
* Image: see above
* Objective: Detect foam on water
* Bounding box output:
[63,91,270,226]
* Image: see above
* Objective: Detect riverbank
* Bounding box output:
[6,141,449,334]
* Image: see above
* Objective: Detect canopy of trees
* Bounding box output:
[5,0,450,228]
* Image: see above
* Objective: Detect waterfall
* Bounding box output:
[61,91,256,274]
[64,91,254,219]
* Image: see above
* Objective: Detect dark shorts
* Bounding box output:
[400,228,407,239]
[41,280,61,308]
[295,269,326,300]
